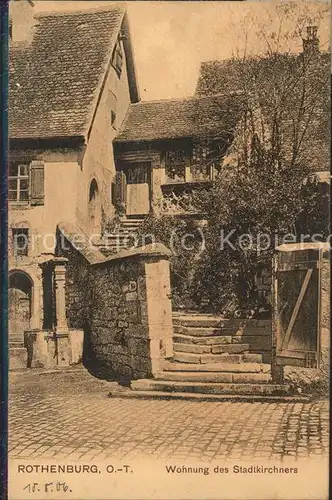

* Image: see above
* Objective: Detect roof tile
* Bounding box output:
[115,94,245,143]
[9,5,124,139]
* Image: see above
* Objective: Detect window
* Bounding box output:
[9,163,30,202]
[112,40,123,77]
[191,145,212,181]
[111,110,117,127]
[12,228,29,256]
[9,160,45,205]
[126,163,149,184]
[165,150,188,182]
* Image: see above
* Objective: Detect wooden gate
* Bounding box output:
[272,247,322,372]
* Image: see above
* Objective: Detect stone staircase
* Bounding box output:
[172,313,261,364]
[9,333,28,370]
[111,313,310,402]
[96,217,145,256]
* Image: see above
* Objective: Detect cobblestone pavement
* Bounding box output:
[9,368,329,463]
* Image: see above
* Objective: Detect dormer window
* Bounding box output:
[112,40,123,77]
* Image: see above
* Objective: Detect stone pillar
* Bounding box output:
[53,257,69,366]
[144,257,174,375]
[185,164,192,182]
[53,257,68,330]
[151,154,163,213]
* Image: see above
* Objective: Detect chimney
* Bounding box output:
[9,0,36,44]
[302,26,320,59]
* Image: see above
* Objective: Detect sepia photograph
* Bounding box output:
[3,0,330,498]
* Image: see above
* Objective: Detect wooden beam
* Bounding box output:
[281,268,313,350]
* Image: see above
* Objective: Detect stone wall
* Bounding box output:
[76,30,133,233]
[240,320,272,363]
[25,329,84,369]
[88,244,173,379]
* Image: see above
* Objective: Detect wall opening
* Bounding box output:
[88,178,102,236]
[9,270,33,336]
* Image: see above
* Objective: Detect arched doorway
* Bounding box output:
[9,271,33,337]
[88,178,102,235]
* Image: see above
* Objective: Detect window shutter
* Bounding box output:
[30,160,45,206]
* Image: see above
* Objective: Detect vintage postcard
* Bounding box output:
[5,0,330,499]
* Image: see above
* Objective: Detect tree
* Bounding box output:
[192,2,330,313]
[139,3,330,314]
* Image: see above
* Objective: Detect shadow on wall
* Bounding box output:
[82,321,132,386]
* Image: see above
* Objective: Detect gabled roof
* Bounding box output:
[9,4,138,140]
[114,94,245,143]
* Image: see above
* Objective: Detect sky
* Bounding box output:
[34,1,330,101]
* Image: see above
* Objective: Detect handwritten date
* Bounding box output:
[23,482,72,494]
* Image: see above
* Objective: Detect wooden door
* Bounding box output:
[273,249,321,368]
[125,162,151,216]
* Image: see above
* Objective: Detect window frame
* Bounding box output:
[12,228,29,257]
[9,162,30,203]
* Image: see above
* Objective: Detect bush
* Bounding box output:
[137,214,206,310]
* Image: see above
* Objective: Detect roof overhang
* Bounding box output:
[10,135,86,151]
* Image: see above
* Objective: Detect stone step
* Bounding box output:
[9,341,24,348]
[121,217,145,223]
[102,243,132,249]
[104,234,137,240]
[173,342,250,355]
[155,371,272,384]
[109,389,311,403]
[173,317,223,328]
[131,379,293,396]
[119,225,141,230]
[173,333,244,345]
[173,326,235,337]
[162,361,271,373]
[173,351,262,364]
[9,347,27,370]
[9,333,24,343]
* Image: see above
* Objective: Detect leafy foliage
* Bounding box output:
[138,214,205,310]
[140,5,330,314]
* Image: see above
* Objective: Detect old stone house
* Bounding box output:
[8,1,140,366]
[8,1,329,392]
[113,26,329,222]
[113,94,244,218]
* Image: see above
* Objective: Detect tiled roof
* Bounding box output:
[115,94,245,143]
[9,5,125,139]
